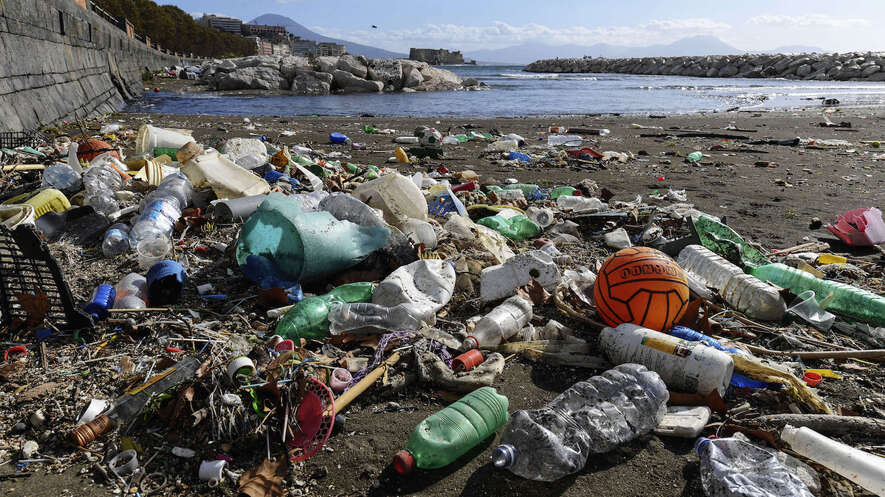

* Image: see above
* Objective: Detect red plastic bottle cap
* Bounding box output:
[437,166,448,174]
[274,340,295,352]
[165,346,184,353]
[392,450,415,474]
[4,345,28,361]
[803,371,822,387]
[452,349,484,372]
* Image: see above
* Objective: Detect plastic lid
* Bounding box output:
[803,371,822,387]
[392,450,415,474]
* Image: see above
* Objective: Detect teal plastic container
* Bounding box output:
[477,215,541,241]
[751,263,885,326]
[393,387,509,474]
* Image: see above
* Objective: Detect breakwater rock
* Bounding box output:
[200,55,483,94]
[524,52,885,81]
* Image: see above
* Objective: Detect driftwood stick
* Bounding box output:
[743,414,885,437]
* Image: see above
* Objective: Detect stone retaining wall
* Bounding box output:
[0,0,190,132]
[524,52,885,81]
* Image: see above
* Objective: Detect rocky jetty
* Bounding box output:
[524,52,885,81]
[199,54,483,94]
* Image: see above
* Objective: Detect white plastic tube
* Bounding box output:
[781,425,885,496]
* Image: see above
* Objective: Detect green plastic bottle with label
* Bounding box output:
[275,282,375,340]
[477,215,541,241]
[392,387,509,474]
[550,186,577,199]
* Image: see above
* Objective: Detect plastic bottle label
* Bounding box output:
[105,229,125,239]
[641,336,694,358]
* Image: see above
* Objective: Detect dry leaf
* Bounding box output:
[17,382,60,403]
[522,278,550,306]
[238,458,287,497]
[17,292,49,327]
[675,298,703,329]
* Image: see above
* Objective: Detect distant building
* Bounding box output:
[409,48,464,65]
[317,42,346,57]
[199,14,243,34]
[291,36,317,56]
[242,24,286,38]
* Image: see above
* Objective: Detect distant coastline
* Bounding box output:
[525,52,885,81]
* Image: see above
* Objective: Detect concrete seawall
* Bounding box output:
[524,52,885,81]
[0,0,190,133]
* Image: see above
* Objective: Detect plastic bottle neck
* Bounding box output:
[491,444,516,469]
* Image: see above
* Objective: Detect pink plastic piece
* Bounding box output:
[329,368,352,393]
[826,207,885,246]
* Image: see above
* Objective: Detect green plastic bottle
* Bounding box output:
[550,186,576,199]
[366,165,380,180]
[393,387,509,474]
[275,282,375,340]
[693,215,769,268]
[476,215,541,241]
[363,125,378,134]
[750,263,885,326]
[485,185,504,193]
[345,162,359,174]
[454,134,468,143]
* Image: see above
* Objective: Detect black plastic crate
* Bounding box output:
[0,225,92,331]
[0,130,46,149]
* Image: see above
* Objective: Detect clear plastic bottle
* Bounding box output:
[82,154,126,216]
[42,163,82,191]
[556,195,606,213]
[115,273,148,301]
[492,364,668,481]
[695,436,814,497]
[102,223,132,257]
[678,245,786,321]
[751,263,885,326]
[115,295,146,309]
[547,135,584,146]
[462,296,533,350]
[328,302,422,334]
[130,197,181,248]
[138,172,193,211]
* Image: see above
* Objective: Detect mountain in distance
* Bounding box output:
[250,14,405,59]
[466,35,744,65]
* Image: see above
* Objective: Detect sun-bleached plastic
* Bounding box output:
[135,124,193,155]
[462,296,533,350]
[480,249,561,302]
[353,173,427,227]
[525,207,554,228]
[42,163,82,191]
[655,406,710,438]
[372,259,455,323]
[547,134,584,146]
[492,364,668,481]
[599,324,734,395]
[180,150,270,199]
[328,302,422,334]
[400,218,437,249]
[696,436,814,497]
[781,425,885,497]
[486,139,519,152]
[556,195,606,213]
[678,245,786,321]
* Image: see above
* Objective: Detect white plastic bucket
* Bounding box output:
[135,124,194,155]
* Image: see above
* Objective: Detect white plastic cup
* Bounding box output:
[137,236,172,271]
[198,459,227,487]
[136,124,194,155]
[226,356,256,382]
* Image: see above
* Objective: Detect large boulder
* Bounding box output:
[316,56,339,73]
[280,56,312,81]
[795,64,812,77]
[336,55,368,79]
[215,66,287,91]
[718,64,739,77]
[235,55,283,70]
[861,64,881,77]
[367,59,404,89]
[402,66,424,88]
[291,70,333,95]
[332,70,383,93]
[417,66,462,90]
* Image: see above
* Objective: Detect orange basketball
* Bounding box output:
[593,246,690,332]
[77,138,120,162]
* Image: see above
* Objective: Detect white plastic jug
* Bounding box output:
[480,250,561,303]
[353,173,427,227]
[181,150,270,199]
[599,323,734,395]
[373,259,456,323]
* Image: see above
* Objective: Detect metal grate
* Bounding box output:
[0,225,92,331]
[0,130,46,149]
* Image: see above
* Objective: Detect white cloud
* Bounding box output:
[748,14,871,29]
[310,18,732,52]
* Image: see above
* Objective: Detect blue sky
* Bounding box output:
[164,0,885,53]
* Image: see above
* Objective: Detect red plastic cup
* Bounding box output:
[452,349,484,372]
[803,371,822,387]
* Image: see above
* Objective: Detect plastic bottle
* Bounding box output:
[751,263,885,326]
[138,172,193,211]
[599,324,734,395]
[42,163,82,192]
[525,207,554,228]
[492,364,668,481]
[393,387,509,474]
[102,223,132,257]
[328,302,422,334]
[476,215,541,241]
[556,195,606,213]
[669,326,747,356]
[115,273,148,301]
[692,215,770,268]
[82,165,123,216]
[274,282,376,340]
[678,245,786,321]
[781,425,885,497]
[504,183,542,199]
[547,135,584,146]
[363,125,378,134]
[696,436,814,497]
[130,197,181,248]
[549,186,576,199]
[442,135,460,145]
[67,141,83,173]
[462,296,533,350]
[84,284,116,322]
[487,139,519,152]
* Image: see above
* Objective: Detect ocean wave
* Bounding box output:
[494,73,598,81]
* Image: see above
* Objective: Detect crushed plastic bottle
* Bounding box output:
[492,364,668,481]
[556,195,606,213]
[678,245,786,321]
[328,302,422,335]
[82,154,125,216]
[101,223,132,257]
[275,282,375,340]
[42,163,82,192]
[476,215,541,241]
[696,436,814,497]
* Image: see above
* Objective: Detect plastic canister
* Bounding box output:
[372,259,456,323]
[135,125,193,155]
[599,323,734,395]
[24,189,71,218]
[146,260,187,306]
[353,173,427,227]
